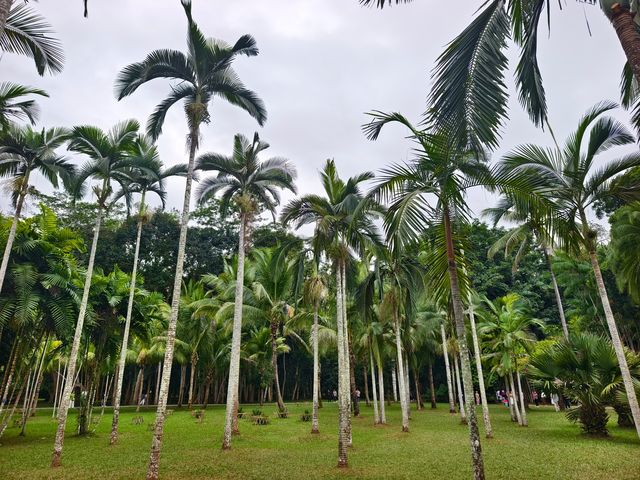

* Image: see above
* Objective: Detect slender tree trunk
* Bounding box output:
[376,352,386,424]
[135,367,144,413]
[428,362,437,409]
[468,301,493,438]
[0,377,25,439]
[543,248,569,340]
[505,378,516,422]
[51,204,103,468]
[222,213,247,450]
[336,260,348,467]
[369,343,380,424]
[0,0,11,38]
[391,364,398,402]
[394,311,409,432]
[110,198,145,444]
[188,357,196,410]
[270,320,286,412]
[154,363,161,405]
[0,336,20,415]
[454,352,467,424]
[610,3,640,85]
[587,247,640,438]
[404,352,411,415]
[509,372,523,426]
[311,303,320,433]
[146,122,199,480]
[441,324,456,414]
[348,333,359,417]
[177,365,186,407]
[516,371,528,427]
[341,261,352,447]
[0,171,30,295]
[443,208,485,479]
[363,366,370,406]
[412,364,422,410]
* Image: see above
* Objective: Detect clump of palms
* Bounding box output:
[498,101,640,438]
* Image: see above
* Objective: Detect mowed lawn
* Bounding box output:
[0,402,638,480]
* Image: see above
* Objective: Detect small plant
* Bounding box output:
[276,408,289,419]
[251,408,263,417]
[300,410,312,422]
[252,415,270,425]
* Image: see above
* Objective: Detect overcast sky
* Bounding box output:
[3,0,633,230]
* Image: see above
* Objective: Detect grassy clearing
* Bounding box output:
[0,402,638,479]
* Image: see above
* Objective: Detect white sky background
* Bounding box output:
[2,0,634,235]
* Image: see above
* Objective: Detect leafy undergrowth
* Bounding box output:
[0,403,638,479]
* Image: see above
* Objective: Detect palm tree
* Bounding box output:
[1,1,64,75]
[109,136,187,445]
[529,332,640,435]
[498,101,640,439]
[359,1,640,147]
[364,113,492,479]
[608,203,640,303]
[281,160,381,468]
[115,2,266,475]
[196,132,296,449]
[0,82,48,130]
[303,263,327,434]
[478,293,543,427]
[0,125,73,297]
[51,119,139,467]
[484,196,569,339]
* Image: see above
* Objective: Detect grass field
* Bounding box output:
[0,402,638,479]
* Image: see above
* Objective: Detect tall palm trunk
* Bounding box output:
[135,367,145,412]
[440,324,456,414]
[348,333,359,417]
[587,245,640,438]
[543,248,569,340]
[188,356,196,409]
[146,122,199,480]
[222,212,247,450]
[270,320,286,412]
[453,352,467,424]
[340,261,352,446]
[0,334,20,415]
[393,310,409,432]
[428,362,437,409]
[177,365,186,407]
[412,364,422,410]
[508,372,523,426]
[375,342,386,423]
[516,371,528,427]
[369,342,380,424]
[0,0,11,38]
[336,259,348,467]
[154,363,161,405]
[610,3,640,84]
[51,202,104,468]
[110,195,145,444]
[443,208,485,480]
[468,301,493,438]
[391,364,398,402]
[311,303,320,433]
[0,170,31,295]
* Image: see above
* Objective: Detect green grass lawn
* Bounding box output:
[0,402,638,479]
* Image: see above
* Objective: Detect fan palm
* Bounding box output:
[109,136,187,445]
[484,195,569,339]
[0,125,73,297]
[529,332,640,435]
[114,2,266,474]
[1,1,64,75]
[498,101,640,439]
[0,82,48,130]
[364,112,495,478]
[281,159,381,468]
[51,119,139,467]
[196,132,296,449]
